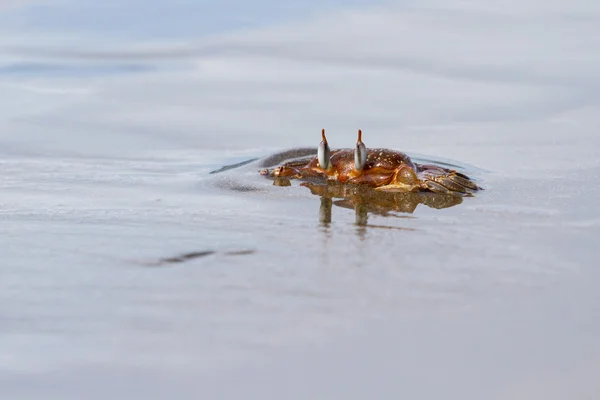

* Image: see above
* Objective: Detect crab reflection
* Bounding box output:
[274,177,463,226]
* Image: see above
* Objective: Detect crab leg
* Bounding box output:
[422,180,452,194]
[416,163,481,193]
[418,168,480,193]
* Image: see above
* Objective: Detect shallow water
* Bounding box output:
[2,1,600,399]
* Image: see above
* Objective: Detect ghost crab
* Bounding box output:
[260,129,481,195]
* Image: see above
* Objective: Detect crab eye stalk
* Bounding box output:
[318,128,331,170]
[354,129,367,171]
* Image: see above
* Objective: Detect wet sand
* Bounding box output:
[2,1,600,399]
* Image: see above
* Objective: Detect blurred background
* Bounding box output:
[1,1,599,399]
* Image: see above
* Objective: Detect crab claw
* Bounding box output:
[354,129,367,171]
[318,128,331,170]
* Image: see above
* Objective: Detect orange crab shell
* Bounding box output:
[306,148,418,186]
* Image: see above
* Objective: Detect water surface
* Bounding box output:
[1,1,600,399]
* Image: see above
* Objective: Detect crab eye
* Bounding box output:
[318,128,331,170]
[354,129,367,171]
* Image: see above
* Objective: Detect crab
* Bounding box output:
[260,129,481,195]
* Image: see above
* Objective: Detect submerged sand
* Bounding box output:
[1,1,600,398]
